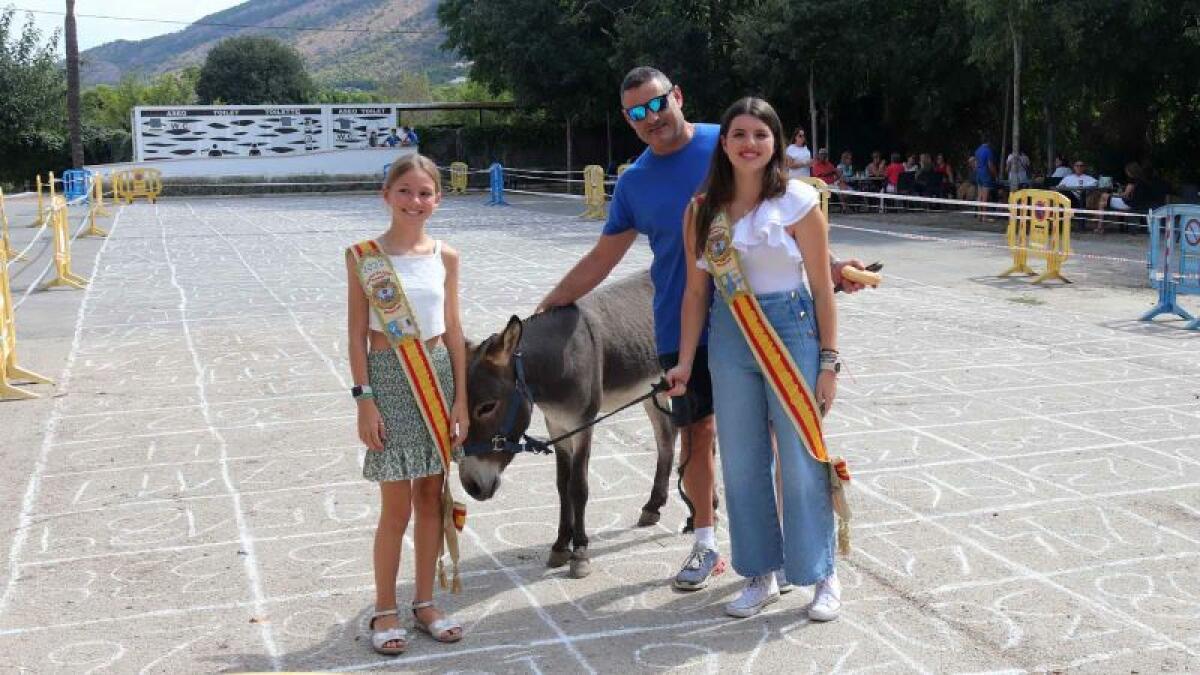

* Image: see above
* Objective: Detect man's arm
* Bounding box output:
[537,230,638,312]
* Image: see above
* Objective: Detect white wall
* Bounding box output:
[86,146,417,179]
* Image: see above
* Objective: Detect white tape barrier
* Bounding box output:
[828,220,1147,266]
[828,185,1149,226]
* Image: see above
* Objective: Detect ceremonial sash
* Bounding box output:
[349,239,467,591]
[702,208,853,553]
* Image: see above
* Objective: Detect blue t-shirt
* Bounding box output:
[974,143,993,183]
[603,123,719,355]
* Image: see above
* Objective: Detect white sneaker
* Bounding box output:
[725,574,780,618]
[775,569,794,594]
[807,570,842,622]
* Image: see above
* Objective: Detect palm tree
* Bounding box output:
[65,0,83,168]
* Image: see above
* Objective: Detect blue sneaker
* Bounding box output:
[673,542,726,590]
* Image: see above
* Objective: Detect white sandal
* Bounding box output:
[411,600,464,643]
[369,608,409,655]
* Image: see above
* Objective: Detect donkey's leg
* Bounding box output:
[548,431,575,569]
[567,428,593,578]
[638,396,677,527]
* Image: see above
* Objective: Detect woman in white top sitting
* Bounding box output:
[666,97,843,621]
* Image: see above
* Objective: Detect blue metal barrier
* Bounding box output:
[1142,204,1200,329]
[486,162,508,206]
[62,169,93,203]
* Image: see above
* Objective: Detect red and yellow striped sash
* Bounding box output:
[350,239,454,466]
[704,212,828,463]
[350,239,465,590]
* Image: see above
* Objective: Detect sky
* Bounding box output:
[7,0,247,52]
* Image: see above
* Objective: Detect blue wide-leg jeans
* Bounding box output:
[708,286,835,585]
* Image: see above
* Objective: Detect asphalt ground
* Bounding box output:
[0,191,1197,673]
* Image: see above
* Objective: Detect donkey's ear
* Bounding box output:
[485,315,523,366]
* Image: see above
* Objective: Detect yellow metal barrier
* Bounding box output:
[1000,189,1073,284]
[92,172,112,217]
[44,195,89,290]
[448,162,469,194]
[800,177,831,219]
[26,174,47,228]
[112,167,163,204]
[1,188,25,262]
[581,164,607,220]
[82,174,109,239]
[1,240,53,400]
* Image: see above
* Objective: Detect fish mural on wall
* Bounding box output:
[135,106,342,160]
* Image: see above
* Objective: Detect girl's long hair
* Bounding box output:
[694,97,789,257]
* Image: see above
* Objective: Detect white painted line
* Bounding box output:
[0,205,123,617]
[855,481,1200,532]
[851,479,1199,657]
[49,414,354,446]
[931,550,1200,594]
[461,524,596,674]
[156,203,281,667]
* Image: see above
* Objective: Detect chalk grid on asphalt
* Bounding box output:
[1,194,1198,673]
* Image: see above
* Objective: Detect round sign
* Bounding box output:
[1185,218,1200,247]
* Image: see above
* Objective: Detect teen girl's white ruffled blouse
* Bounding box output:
[699,179,820,293]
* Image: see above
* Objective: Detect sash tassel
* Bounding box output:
[702,207,853,554]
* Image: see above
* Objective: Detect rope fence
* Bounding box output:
[1,157,1196,402]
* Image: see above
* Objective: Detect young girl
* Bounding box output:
[666,97,843,621]
[346,154,469,654]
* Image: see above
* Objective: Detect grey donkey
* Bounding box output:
[460,270,695,578]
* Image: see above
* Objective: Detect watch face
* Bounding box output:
[351,385,363,397]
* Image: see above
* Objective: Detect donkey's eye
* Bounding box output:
[475,401,498,417]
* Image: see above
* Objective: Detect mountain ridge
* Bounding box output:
[81,0,456,87]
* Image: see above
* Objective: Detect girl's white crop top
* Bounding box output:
[367,239,447,338]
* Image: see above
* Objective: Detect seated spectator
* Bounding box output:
[811,148,842,187]
[957,155,979,201]
[916,153,945,197]
[934,153,955,183]
[904,154,919,172]
[384,128,401,147]
[884,152,905,193]
[837,151,854,184]
[1057,160,1097,207]
[405,126,419,145]
[1094,161,1166,233]
[866,150,887,178]
[1049,155,1071,179]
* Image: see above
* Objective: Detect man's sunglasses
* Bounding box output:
[625,91,672,122]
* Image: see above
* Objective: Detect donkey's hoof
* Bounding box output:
[637,509,661,527]
[569,550,591,578]
[547,548,572,568]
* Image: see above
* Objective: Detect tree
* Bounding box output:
[82,69,199,132]
[732,0,872,151]
[0,9,63,138]
[65,0,82,168]
[195,36,314,104]
[0,8,66,186]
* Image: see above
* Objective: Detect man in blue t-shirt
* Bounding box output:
[974,136,997,221]
[538,66,865,592]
